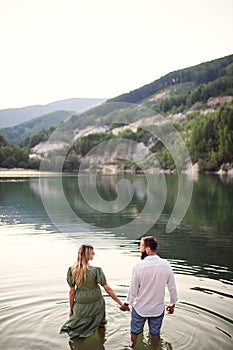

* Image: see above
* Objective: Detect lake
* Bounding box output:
[0,173,232,350]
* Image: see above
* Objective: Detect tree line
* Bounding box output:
[188,101,233,171]
[110,54,233,104]
[0,134,40,169]
[159,63,233,113]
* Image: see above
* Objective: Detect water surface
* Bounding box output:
[0,173,232,349]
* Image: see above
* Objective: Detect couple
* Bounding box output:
[60,236,177,348]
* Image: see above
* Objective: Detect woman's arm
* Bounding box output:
[69,287,75,317]
[103,284,123,306]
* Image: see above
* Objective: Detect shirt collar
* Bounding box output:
[144,254,158,259]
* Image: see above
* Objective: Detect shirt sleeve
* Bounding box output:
[167,267,178,304]
[96,267,107,286]
[125,266,140,305]
[66,267,75,288]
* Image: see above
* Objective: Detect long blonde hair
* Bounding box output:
[71,244,93,287]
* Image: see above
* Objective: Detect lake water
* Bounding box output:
[0,173,232,350]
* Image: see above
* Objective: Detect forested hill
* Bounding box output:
[109,54,233,104]
[1,110,73,145]
[0,54,233,173]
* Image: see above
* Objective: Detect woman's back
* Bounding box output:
[67,266,106,304]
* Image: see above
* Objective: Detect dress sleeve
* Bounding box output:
[96,267,107,286]
[66,267,75,287]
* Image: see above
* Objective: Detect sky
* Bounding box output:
[0,0,233,110]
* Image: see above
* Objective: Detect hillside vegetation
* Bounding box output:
[1,111,72,145]
[110,54,233,105]
[188,101,233,171]
[0,54,233,173]
[0,134,39,169]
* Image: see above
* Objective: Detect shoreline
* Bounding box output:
[1,167,232,178]
[0,168,59,177]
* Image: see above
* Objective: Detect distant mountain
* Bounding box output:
[0,97,106,128]
[1,110,73,145]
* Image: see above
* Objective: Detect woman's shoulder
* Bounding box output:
[89,265,103,272]
[89,266,107,285]
[66,266,75,287]
[89,265,105,277]
[67,266,73,273]
[67,266,75,278]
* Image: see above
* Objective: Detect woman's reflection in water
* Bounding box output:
[68,327,105,350]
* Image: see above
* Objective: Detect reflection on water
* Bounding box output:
[68,327,106,350]
[0,174,233,349]
[0,174,232,280]
[0,225,233,350]
[68,328,173,350]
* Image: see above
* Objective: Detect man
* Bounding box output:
[120,236,177,348]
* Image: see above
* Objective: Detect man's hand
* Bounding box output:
[166,304,175,314]
[120,303,130,311]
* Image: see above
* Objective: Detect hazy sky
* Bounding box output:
[0,0,232,110]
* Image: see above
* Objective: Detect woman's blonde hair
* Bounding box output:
[71,244,94,287]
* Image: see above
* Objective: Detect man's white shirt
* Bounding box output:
[125,255,178,317]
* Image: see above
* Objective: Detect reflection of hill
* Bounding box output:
[1,174,232,280]
[147,174,233,280]
[63,174,166,231]
[185,174,233,231]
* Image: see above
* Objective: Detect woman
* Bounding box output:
[60,244,123,341]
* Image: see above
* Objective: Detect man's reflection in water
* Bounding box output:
[68,327,105,350]
[68,328,172,350]
[125,333,173,349]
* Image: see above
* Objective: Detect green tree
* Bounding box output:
[63,154,80,172]
[0,134,8,147]
[189,101,233,171]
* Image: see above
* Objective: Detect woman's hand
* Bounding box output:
[120,303,130,312]
[69,309,73,317]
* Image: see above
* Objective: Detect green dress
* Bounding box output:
[60,266,107,340]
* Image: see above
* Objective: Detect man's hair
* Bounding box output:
[142,236,158,251]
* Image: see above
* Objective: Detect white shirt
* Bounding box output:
[125,255,177,317]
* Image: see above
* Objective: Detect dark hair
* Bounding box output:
[142,236,157,251]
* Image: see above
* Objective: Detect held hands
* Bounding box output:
[166,304,175,314]
[120,302,174,313]
[120,303,130,312]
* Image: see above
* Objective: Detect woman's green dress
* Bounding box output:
[60,266,107,340]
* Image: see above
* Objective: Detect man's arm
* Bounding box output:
[167,268,178,312]
[120,267,139,311]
